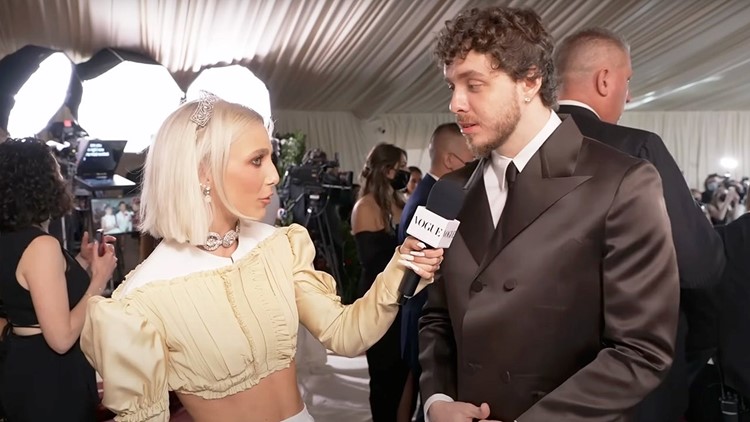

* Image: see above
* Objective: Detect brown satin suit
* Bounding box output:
[419,117,680,421]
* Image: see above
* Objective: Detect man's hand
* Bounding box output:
[428,401,491,422]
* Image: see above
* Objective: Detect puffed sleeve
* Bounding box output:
[288,224,432,357]
[81,296,169,422]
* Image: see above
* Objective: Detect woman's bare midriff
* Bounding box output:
[177,362,304,422]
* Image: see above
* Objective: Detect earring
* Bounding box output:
[524,97,531,103]
[200,183,211,204]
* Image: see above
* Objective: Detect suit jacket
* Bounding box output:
[398,173,437,371]
[715,214,750,397]
[419,117,680,421]
[559,104,726,421]
[557,104,725,290]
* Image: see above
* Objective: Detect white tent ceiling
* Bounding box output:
[2,0,750,120]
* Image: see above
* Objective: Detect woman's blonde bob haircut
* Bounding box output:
[139,98,270,245]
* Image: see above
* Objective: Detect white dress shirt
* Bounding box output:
[423,110,562,421]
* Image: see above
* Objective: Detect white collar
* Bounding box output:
[491,110,562,175]
[558,100,601,119]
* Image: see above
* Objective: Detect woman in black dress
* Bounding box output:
[0,138,117,421]
[351,143,413,422]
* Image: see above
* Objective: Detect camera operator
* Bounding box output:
[0,138,117,421]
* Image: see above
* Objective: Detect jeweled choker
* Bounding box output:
[203,223,240,251]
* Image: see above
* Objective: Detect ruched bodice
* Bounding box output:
[82,223,430,422]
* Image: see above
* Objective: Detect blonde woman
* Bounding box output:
[81,93,443,422]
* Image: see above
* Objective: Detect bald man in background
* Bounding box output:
[555,28,725,422]
[397,123,474,422]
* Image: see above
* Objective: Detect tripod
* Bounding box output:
[302,192,343,284]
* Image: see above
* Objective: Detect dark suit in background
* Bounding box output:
[397,172,436,422]
[685,214,750,421]
[558,104,726,421]
[716,213,750,398]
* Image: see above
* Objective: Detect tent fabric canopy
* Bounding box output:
[2,0,750,185]
[2,0,750,119]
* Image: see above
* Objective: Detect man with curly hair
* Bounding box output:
[418,6,680,422]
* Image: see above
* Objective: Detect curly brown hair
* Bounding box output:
[435,6,557,107]
[0,138,73,231]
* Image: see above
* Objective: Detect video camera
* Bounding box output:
[278,148,353,207]
[278,148,352,289]
[45,119,89,182]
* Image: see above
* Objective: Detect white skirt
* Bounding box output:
[282,405,314,422]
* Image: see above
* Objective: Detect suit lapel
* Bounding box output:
[457,159,493,265]
[478,117,592,273]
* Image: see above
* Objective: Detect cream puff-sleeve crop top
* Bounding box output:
[81,223,431,422]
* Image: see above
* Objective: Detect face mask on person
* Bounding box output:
[390,169,410,191]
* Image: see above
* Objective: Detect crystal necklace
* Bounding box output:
[203,223,240,251]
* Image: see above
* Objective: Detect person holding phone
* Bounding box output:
[0,138,118,422]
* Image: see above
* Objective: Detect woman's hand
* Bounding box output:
[78,231,117,269]
[398,236,444,279]
[89,239,118,293]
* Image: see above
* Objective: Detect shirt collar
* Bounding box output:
[558,100,601,119]
[489,111,562,189]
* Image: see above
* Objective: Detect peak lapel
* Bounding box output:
[478,118,592,273]
[456,159,493,266]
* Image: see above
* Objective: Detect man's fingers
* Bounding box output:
[458,401,491,418]
[478,402,491,419]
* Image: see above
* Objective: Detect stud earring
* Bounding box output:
[524,97,531,103]
[201,184,212,203]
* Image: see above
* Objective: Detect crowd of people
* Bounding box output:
[0,5,748,422]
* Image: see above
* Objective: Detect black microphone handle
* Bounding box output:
[397,264,427,305]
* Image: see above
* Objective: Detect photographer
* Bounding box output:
[709,180,744,225]
[0,138,117,421]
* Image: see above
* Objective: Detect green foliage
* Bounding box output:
[274,131,306,184]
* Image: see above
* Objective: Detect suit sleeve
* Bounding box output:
[638,134,725,288]
[519,161,680,421]
[418,268,458,402]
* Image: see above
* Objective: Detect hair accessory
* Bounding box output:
[204,223,240,251]
[190,91,219,127]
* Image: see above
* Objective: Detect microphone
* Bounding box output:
[397,178,466,305]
